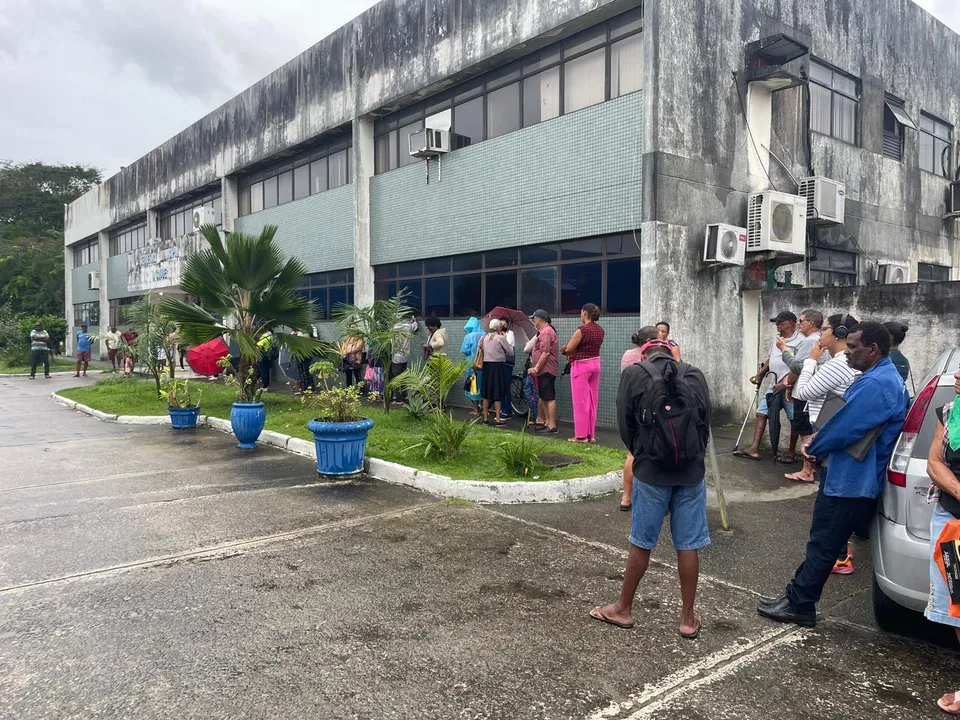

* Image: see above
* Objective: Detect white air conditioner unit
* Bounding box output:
[192,206,216,232]
[703,223,747,266]
[746,190,808,256]
[798,176,845,226]
[87,271,100,290]
[408,128,452,158]
[947,181,960,218]
[876,260,911,284]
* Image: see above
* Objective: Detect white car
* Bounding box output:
[871,348,960,629]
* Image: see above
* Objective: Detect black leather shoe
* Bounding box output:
[758,593,787,609]
[757,596,816,627]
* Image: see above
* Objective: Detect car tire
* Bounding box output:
[872,573,917,631]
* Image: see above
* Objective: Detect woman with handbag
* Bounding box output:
[480,319,513,426]
[925,367,960,715]
[461,317,485,416]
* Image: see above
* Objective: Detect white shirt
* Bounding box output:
[792,350,860,424]
[505,330,515,348]
[768,331,803,384]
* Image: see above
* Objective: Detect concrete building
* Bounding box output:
[64,0,960,424]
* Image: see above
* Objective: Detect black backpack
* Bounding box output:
[636,360,707,470]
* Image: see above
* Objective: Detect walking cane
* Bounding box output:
[707,433,729,531]
[734,372,768,451]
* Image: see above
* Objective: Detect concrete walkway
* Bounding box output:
[1,375,958,719]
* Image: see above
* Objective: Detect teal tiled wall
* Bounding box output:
[234,185,355,273]
[370,92,644,264]
[107,255,142,300]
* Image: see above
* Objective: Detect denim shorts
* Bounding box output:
[925,503,960,628]
[757,391,794,421]
[630,480,711,552]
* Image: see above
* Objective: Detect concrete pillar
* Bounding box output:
[63,245,73,356]
[147,208,159,240]
[221,175,239,233]
[98,230,110,359]
[352,115,375,307]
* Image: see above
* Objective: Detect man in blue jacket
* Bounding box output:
[758,321,909,626]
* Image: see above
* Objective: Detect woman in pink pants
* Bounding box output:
[561,303,605,443]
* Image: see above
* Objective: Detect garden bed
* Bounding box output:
[58,378,625,482]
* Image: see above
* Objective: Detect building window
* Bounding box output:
[808,248,858,287]
[109,296,141,326]
[238,138,352,217]
[73,302,100,327]
[158,192,222,240]
[809,60,859,145]
[918,262,950,282]
[920,113,953,177]
[72,238,99,268]
[373,232,640,317]
[372,6,643,173]
[882,95,916,162]
[295,269,355,321]
[109,221,148,257]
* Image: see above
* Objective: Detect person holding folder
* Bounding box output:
[757,321,909,627]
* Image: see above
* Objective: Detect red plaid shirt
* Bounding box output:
[568,322,604,362]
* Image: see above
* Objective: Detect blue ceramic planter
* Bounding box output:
[307,417,375,476]
[169,405,200,430]
[231,402,266,449]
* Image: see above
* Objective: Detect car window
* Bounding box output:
[914,387,958,460]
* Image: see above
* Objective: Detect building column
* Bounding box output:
[352,115,375,307]
[64,246,73,356]
[146,208,159,240]
[221,175,239,233]
[98,230,110,359]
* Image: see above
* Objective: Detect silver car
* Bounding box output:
[871,348,960,629]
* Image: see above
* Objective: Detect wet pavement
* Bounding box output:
[1,375,959,719]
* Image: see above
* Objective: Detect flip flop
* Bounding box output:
[589,607,635,629]
[568,437,589,444]
[679,617,702,640]
[784,472,815,483]
[732,449,761,461]
[937,693,960,715]
[620,503,632,512]
[776,455,799,465]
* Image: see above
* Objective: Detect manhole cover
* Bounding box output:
[537,453,583,469]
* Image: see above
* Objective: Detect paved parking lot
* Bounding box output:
[1,375,958,719]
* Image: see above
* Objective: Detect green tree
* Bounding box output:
[158,224,323,402]
[0,161,102,231]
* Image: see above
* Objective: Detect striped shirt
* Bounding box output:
[792,350,859,425]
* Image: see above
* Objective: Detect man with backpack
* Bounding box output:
[590,338,712,639]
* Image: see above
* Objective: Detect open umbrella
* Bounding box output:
[479,307,537,348]
[186,338,229,376]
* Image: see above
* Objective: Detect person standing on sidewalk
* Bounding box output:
[528,310,559,435]
[75,324,92,377]
[617,326,659,510]
[104,326,122,371]
[757,322,909,627]
[590,338,711,638]
[29,322,51,379]
[498,316,516,419]
[480,319,513,426]
[562,303,604,443]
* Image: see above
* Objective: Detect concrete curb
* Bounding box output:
[0,370,108,378]
[49,392,620,504]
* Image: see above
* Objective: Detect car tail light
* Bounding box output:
[888,374,940,486]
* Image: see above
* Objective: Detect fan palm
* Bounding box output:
[158,224,324,401]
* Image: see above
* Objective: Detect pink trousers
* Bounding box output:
[570,356,601,439]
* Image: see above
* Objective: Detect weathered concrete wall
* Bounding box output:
[760,281,960,388]
[64,0,637,243]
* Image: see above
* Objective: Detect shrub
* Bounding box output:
[389,354,469,412]
[301,360,364,423]
[402,393,431,420]
[0,310,67,366]
[160,376,202,409]
[404,411,474,461]
[495,434,546,478]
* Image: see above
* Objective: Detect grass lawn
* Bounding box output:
[59,378,625,482]
[0,358,89,375]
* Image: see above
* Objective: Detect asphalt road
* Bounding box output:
[1,375,958,720]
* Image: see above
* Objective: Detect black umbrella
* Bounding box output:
[766,388,786,457]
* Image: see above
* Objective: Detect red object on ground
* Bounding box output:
[187,338,229,376]
[479,307,537,348]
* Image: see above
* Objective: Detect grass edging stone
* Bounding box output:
[49,390,622,504]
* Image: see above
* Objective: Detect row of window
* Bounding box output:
[295,269,356,320]
[158,193,223,241]
[373,234,641,318]
[374,8,642,174]
[109,223,149,257]
[109,296,141,327]
[73,239,99,268]
[809,247,951,287]
[918,262,951,282]
[811,60,953,176]
[73,302,99,327]
[238,143,352,217]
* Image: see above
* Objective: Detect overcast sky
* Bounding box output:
[0,0,958,179]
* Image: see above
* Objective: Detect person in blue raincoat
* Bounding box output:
[461,317,485,416]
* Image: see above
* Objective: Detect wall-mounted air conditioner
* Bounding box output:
[947,181,960,218]
[876,260,911,284]
[88,271,100,290]
[703,223,747,266]
[746,191,807,256]
[408,128,452,158]
[192,207,216,232]
[798,176,846,226]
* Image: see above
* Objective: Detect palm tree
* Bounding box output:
[158,224,324,402]
[390,354,469,412]
[332,292,415,413]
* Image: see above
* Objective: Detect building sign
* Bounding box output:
[127,234,204,292]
